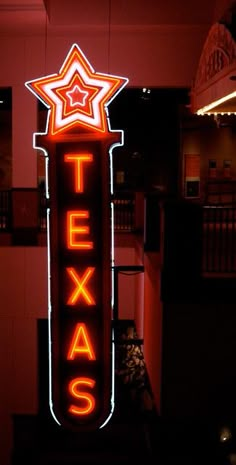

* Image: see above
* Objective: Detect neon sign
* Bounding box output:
[25,43,127,135]
[25,44,128,430]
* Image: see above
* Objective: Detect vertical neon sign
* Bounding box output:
[25,44,128,430]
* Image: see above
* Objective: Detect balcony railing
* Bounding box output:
[202,205,236,275]
[0,189,136,233]
[113,192,135,232]
[1,189,236,276]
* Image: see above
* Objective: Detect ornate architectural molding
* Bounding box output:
[191,22,236,114]
[194,23,236,90]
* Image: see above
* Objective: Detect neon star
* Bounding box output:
[25,43,129,135]
[66,85,89,107]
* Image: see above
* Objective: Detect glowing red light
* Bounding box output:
[25,43,128,429]
[25,43,128,135]
[67,211,93,250]
[67,323,96,361]
[68,377,96,415]
[64,153,93,193]
[66,267,95,305]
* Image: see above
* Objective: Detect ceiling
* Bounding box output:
[0,0,235,106]
[0,0,232,33]
[44,0,217,26]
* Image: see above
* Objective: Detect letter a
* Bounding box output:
[67,323,96,360]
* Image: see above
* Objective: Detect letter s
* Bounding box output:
[68,377,96,416]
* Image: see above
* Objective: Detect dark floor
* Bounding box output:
[11,319,236,465]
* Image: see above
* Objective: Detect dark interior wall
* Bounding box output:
[182,116,236,202]
[109,88,189,194]
[161,298,236,423]
[200,125,236,177]
[160,201,236,425]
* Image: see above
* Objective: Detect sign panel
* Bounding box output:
[25,44,128,430]
[50,140,112,429]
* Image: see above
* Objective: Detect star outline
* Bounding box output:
[25,43,129,135]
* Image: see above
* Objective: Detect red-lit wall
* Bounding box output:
[0,247,47,465]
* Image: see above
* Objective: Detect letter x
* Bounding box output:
[66,267,95,305]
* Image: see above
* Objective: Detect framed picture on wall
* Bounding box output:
[208,159,217,178]
[184,154,200,198]
[223,159,231,178]
[185,180,200,198]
